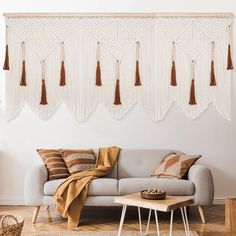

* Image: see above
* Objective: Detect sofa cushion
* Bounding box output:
[118,178,194,196]
[44,178,118,196]
[118,149,182,179]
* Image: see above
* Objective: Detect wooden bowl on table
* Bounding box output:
[140,189,166,200]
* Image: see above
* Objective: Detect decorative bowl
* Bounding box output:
[140,189,166,200]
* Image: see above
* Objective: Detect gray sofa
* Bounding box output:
[24,149,214,224]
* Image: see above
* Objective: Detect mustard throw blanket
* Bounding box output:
[54,146,120,227]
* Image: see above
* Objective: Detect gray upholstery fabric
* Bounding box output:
[117,149,173,179]
[187,165,214,206]
[24,164,48,205]
[118,177,194,196]
[43,196,119,206]
[84,196,119,206]
[44,179,65,195]
[44,178,118,196]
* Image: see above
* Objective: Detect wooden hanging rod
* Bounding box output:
[3,12,234,18]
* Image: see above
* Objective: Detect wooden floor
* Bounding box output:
[0,205,235,236]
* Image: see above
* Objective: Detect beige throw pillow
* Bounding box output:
[60,149,96,174]
[152,153,201,179]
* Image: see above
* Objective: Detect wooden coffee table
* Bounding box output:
[114,193,194,236]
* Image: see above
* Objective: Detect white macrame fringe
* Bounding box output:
[4,16,233,121]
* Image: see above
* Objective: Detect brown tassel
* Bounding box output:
[3,26,9,70]
[171,60,177,86]
[3,45,9,70]
[20,60,27,86]
[95,60,102,86]
[210,60,216,86]
[40,79,48,105]
[170,42,177,86]
[95,42,102,86]
[60,61,66,86]
[135,60,141,86]
[189,79,197,105]
[114,79,121,105]
[227,44,233,70]
[135,42,141,86]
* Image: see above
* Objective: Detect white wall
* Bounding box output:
[0,0,235,204]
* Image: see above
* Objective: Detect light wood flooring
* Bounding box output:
[0,205,235,236]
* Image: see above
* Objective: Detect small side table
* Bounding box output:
[114,193,193,236]
[225,198,236,232]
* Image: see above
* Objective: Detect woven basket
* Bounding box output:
[0,215,24,236]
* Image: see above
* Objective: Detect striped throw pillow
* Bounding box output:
[60,149,96,174]
[152,153,201,179]
[37,149,70,180]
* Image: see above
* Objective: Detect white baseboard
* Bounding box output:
[0,199,25,205]
[213,198,225,205]
[0,198,226,206]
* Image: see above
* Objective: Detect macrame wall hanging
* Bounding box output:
[3,13,234,121]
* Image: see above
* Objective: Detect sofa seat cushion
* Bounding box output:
[44,178,118,196]
[118,178,194,196]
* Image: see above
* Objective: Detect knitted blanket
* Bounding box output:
[54,147,120,227]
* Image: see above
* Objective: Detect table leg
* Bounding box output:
[138,207,143,235]
[154,210,161,236]
[117,204,127,236]
[145,209,152,235]
[184,206,190,236]
[180,207,188,236]
[169,210,174,236]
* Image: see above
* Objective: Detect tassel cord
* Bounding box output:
[227,25,234,70]
[3,26,10,70]
[114,60,122,105]
[95,42,102,86]
[59,42,66,86]
[40,60,48,105]
[20,41,27,86]
[210,41,216,86]
[189,60,197,105]
[135,41,141,86]
[170,42,177,86]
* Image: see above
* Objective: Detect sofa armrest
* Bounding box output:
[187,164,214,206]
[24,164,48,205]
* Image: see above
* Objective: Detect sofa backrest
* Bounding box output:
[116,149,176,179]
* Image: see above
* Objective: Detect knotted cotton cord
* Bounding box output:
[20,41,27,86]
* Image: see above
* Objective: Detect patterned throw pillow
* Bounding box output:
[37,149,70,180]
[152,153,201,179]
[60,149,96,174]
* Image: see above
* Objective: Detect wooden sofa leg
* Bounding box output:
[32,206,40,224]
[198,206,206,224]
